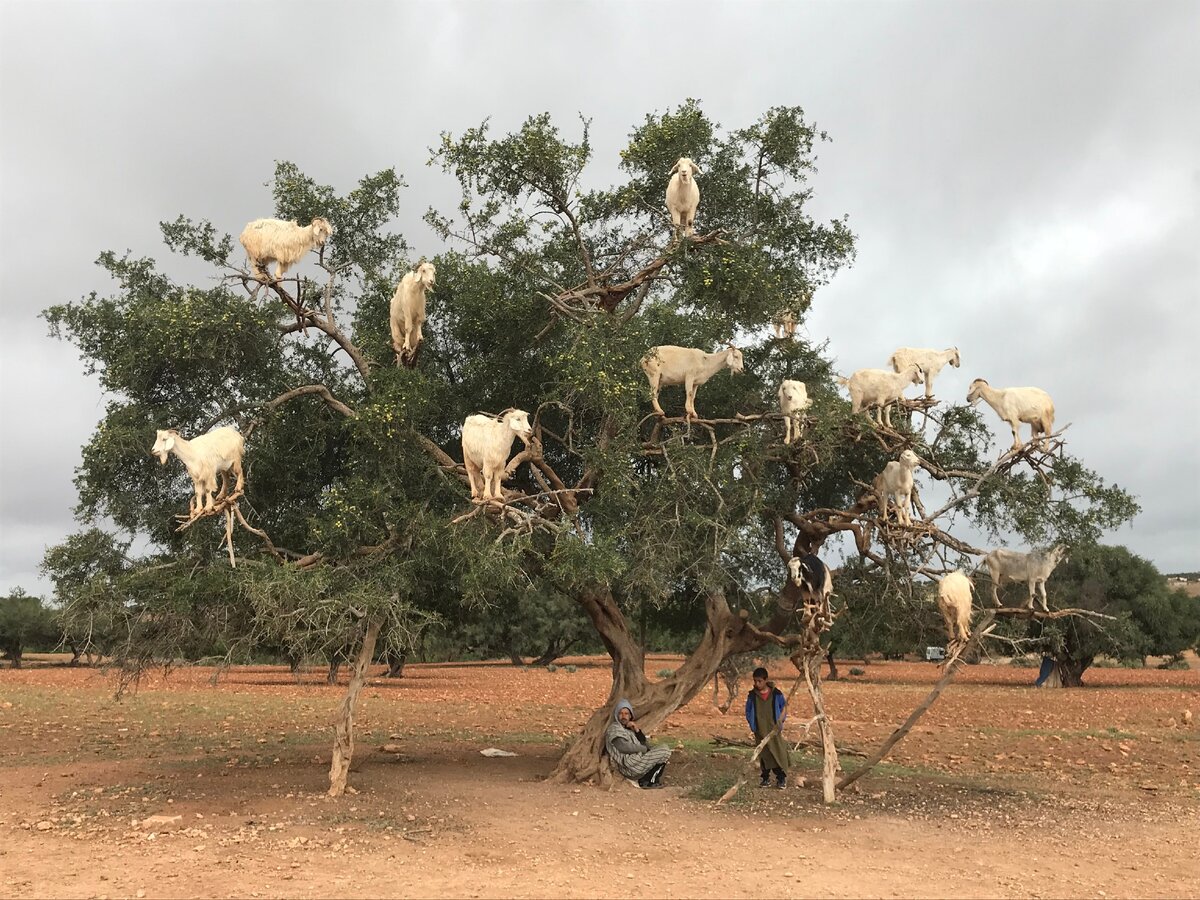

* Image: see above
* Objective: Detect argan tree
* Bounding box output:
[45,100,1137,793]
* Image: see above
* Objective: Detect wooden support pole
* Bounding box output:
[836,611,995,792]
[328,618,381,797]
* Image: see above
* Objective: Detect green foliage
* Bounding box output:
[0,589,59,667]
[1001,545,1200,683]
[42,102,1139,689]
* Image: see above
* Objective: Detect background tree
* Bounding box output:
[0,589,59,668]
[44,101,1139,791]
[1004,544,1200,686]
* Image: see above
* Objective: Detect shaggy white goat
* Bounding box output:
[888,347,960,399]
[151,426,245,516]
[982,545,1068,611]
[665,157,701,237]
[778,379,812,445]
[461,409,534,503]
[239,217,333,281]
[937,570,975,645]
[873,449,922,526]
[389,261,436,364]
[641,344,744,419]
[773,310,796,339]
[847,364,924,427]
[967,378,1056,451]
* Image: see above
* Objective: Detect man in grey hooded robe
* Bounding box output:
[604,699,672,788]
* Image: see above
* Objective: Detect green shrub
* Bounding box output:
[656,668,675,678]
[563,664,577,673]
[546,663,558,673]
[848,667,865,676]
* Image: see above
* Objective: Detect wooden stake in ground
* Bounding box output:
[802,646,839,804]
[328,618,381,797]
[836,611,995,792]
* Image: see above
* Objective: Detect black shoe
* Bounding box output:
[759,775,771,788]
[776,777,787,789]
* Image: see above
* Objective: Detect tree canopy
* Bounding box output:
[43,101,1140,787]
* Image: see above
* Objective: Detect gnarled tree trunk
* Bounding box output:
[551,584,790,784]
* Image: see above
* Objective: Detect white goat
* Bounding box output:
[641,345,744,419]
[665,157,701,237]
[239,217,333,281]
[873,449,922,526]
[778,379,812,445]
[151,426,245,516]
[937,570,975,645]
[967,379,1056,451]
[847,364,924,427]
[461,409,534,503]
[773,310,796,339]
[389,261,436,364]
[888,347,961,399]
[982,545,1069,611]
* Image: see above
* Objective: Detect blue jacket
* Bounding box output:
[745,685,786,733]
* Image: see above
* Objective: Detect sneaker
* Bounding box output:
[775,777,787,790]
[759,775,771,788]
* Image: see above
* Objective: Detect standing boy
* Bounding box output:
[745,666,789,788]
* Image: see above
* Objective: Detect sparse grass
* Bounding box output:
[685,773,742,802]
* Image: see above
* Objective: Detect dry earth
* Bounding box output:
[1,655,1197,898]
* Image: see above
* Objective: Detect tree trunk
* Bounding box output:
[328,619,381,797]
[384,652,407,678]
[1051,655,1091,687]
[825,648,839,681]
[531,634,576,668]
[550,585,758,784]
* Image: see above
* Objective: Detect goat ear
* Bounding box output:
[690,162,702,175]
[668,161,679,175]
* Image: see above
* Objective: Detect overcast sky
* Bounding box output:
[1,0,1197,596]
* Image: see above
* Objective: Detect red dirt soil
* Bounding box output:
[1,656,1197,898]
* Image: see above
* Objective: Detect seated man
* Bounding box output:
[604,699,672,789]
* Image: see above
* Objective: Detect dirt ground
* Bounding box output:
[1,655,1197,899]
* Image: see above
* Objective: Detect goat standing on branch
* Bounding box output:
[151,426,245,516]
[389,261,436,367]
[982,545,1069,611]
[641,345,744,420]
[772,310,796,339]
[967,378,1055,452]
[239,217,333,282]
[847,364,924,428]
[461,409,534,503]
[778,379,811,445]
[888,346,960,399]
[787,553,834,621]
[666,157,701,238]
[873,449,922,527]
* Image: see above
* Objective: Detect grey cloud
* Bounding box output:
[2,0,1197,595]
